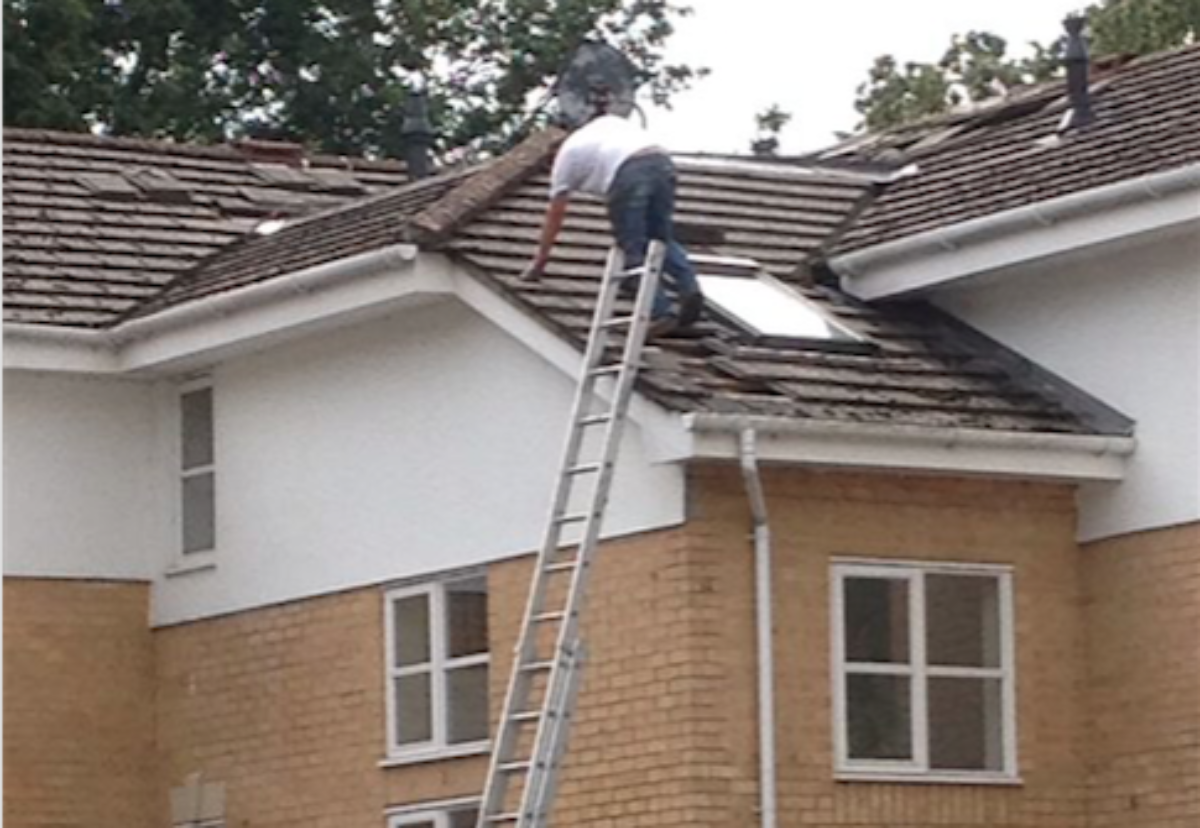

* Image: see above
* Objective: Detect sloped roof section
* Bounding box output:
[125,170,471,320]
[2,125,1130,438]
[833,43,1200,253]
[3,128,409,327]
[441,154,1123,436]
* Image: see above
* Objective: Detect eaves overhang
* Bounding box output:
[830,163,1200,301]
[681,413,1134,483]
[5,243,431,374]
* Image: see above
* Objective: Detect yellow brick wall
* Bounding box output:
[11,468,1108,828]
[3,578,160,828]
[1081,522,1200,828]
[682,465,1090,828]
[154,586,483,827]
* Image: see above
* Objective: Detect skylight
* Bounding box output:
[693,256,861,343]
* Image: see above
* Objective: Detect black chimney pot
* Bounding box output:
[401,89,435,180]
[1062,15,1095,131]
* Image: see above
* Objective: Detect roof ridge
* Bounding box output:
[2,126,406,171]
[406,128,566,246]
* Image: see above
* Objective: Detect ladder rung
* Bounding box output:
[533,610,567,623]
[555,513,591,525]
[486,813,521,824]
[520,660,555,673]
[543,560,579,574]
[578,414,612,427]
[509,709,544,724]
[499,760,533,774]
[588,365,622,378]
[565,462,603,476]
[601,315,635,329]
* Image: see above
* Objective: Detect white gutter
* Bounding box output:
[831,163,1200,300]
[738,429,777,828]
[5,243,433,374]
[686,413,1134,482]
[112,243,420,346]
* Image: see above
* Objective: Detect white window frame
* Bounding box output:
[689,253,865,344]
[175,378,217,567]
[385,797,480,828]
[383,576,491,764]
[831,559,1018,784]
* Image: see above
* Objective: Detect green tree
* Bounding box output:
[853,0,1199,131]
[3,0,702,158]
[749,103,791,156]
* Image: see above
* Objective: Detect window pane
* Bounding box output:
[929,676,1005,771]
[446,664,489,743]
[846,674,913,761]
[182,472,215,553]
[926,575,1001,668]
[844,577,910,664]
[394,673,433,745]
[181,388,214,470]
[696,274,858,340]
[393,595,431,667]
[448,808,480,828]
[446,577,489,659]
[397,821,435,828]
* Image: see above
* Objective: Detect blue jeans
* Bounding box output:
[606,154,700,319]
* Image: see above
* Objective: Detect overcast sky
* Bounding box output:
[642,0,1090,154]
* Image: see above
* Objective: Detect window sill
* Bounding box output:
[379,741,491,768]
[165,553,217,578]
[836,771,1022,787]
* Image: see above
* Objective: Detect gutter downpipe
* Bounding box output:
[739,428,777,828]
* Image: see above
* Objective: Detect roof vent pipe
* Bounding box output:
[401,88,436,180]
[1061,15,1095,132]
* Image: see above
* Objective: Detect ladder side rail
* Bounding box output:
[527,641,587,828]
[515,241,665,826]
[547,239,664,678]
[476,247,627,827]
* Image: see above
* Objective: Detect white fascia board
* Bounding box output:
[832,164,1200,301]
[4,244,441,374]
[684,413,1134,482]
[3,325,122,373]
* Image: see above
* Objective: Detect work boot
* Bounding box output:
[646,314,679,340]
[678,291,704,328]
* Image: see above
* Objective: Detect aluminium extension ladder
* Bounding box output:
[476,241,667,828]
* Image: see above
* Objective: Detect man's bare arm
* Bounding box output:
[521,194,570,281]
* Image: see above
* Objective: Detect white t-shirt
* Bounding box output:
[549,115,661,198]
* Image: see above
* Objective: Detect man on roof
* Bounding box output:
[521,87,703,339]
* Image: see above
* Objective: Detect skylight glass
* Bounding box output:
[696,266,860,342]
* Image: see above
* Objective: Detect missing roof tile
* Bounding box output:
[78,172,141,201]
[252,163,320,191]
[127,168,193,204]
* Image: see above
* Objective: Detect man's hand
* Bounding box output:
[520,258,547,282]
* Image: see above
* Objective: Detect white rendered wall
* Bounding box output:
[935,230,1200,541]
[150,299,685,625]
[3,372,169,580]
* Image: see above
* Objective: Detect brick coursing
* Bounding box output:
[5,475,1195,828]
[1082,523,1200,828]
[3,579,160,827]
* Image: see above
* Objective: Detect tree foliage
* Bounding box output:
[749,103,791,156]
[854,0,1200,131]
[3,0,702,158]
